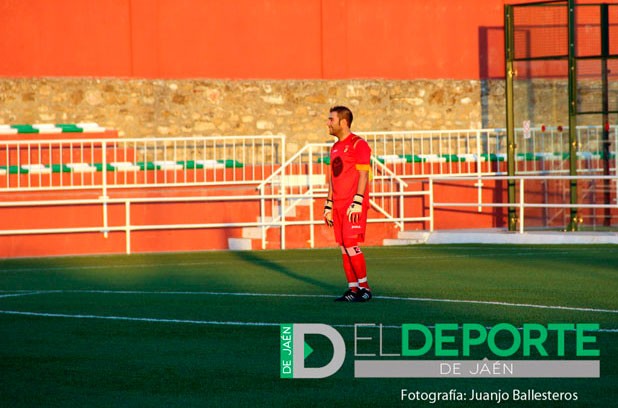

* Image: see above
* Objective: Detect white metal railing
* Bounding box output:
[2,132,617,254]
[429,174,618,233]
[0,135,285,192]
[357,126,618,178]
[0,138,422,253]
[0,194,294,254]
[358,129,502,178]
[3,128,615,192]
[0,171,618,253]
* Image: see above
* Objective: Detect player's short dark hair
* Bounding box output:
[330,106,353,127]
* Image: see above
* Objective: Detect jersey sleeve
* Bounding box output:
[354,139,371,165]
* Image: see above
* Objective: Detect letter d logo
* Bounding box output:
[280,324,346,379]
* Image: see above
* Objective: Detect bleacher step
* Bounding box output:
[383,231,430,246]
[228,238,253,251]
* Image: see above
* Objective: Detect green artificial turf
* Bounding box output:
[0,245,616,407]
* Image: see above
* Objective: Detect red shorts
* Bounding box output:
[332,205,368,245]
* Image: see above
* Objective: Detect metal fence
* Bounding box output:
[430,174,618,232]
[2,127,615,193]
[357,126,617,177]
[1,129,617,253]
[0,135,285,192]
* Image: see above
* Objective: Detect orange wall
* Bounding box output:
[0,0,545,80]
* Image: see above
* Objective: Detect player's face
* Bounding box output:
[327,112,343,137]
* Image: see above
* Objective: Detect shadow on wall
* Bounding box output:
[479,25,507,129]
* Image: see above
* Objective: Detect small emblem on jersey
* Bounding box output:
[344,146,349,153]
[332,156,343,177]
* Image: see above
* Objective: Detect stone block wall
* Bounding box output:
[1,77,594,157]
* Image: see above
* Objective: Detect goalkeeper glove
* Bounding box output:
[323,199,334,227]
[346,194,364,223]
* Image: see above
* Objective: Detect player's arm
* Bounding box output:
[356,169,369,197]
[324,171,334,227]
[347,169,368,223]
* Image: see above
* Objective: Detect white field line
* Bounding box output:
[0,289,616,332]
[0,309,279,327]
[1,289,617,314]
[0,248,612,273]
[0,291,50,299]
[0,309,616,333]
[377,295,618,315]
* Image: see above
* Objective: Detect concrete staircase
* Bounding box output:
[229,199,314,250]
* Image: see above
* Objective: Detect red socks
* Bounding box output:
[341,245,370,291]
[341,249,359,292]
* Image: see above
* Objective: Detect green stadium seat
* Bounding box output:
[55,124,83,133]
[178,160,205,169]
[401,154,424,163]
[137,162,156,171]
[93,163,110,172]
[481,153,505,162]
[440,154,462,162]
[221,159,243,168]
[50,164,72,173]
[10,124,39,134]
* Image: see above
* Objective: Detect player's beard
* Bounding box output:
[328,124,342,138]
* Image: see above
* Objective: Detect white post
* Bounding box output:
[399,182,405,230]
[125,200,131,254]
[519,178,525,234]
[259,185,266,250]
[429,178,434,232]
[280,136,287,250]
[308,144,315,248]
[101,141,109,238]
[476,130,483,212]
[280,160,286,250]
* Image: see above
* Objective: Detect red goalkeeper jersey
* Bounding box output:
[329,133,371,209]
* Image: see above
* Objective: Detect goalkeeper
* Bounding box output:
[323,106,372,302]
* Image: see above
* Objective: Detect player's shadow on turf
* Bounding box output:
[231,251,339,291]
